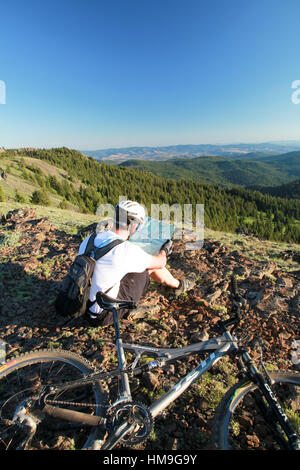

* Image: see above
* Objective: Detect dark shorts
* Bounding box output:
[88,270,150,326]
[117,270,150,302]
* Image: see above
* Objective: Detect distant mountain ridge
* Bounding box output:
[81,141,300,163]
[118,152,300,188]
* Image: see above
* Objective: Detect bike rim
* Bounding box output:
[0,352,103,450]
[224,377,300,450]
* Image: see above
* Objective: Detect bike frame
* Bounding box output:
[41,305,298,450]
[110,306,238,419]
[101,307,299,450]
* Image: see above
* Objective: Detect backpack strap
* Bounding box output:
[93,238,123,261]
[84,233,97,256]
[84,233,123,260]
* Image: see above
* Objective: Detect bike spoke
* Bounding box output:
[0,354,103,450]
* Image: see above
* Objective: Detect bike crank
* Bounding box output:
[106,401,153,446]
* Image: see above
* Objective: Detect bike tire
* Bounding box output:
[212,371,300,450]
[0,349,107,450]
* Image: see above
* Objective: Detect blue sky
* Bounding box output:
[0,0,300,149]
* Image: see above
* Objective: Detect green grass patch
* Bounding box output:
[0,229,23,248]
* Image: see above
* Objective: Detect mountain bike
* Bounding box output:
[0,276,299,450]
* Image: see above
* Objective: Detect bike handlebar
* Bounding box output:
[217,275,246,333]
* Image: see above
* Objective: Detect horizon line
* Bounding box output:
[2,138,300,152]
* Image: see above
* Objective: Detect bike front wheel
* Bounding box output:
[0,349,107,450]
[212,371,300,450]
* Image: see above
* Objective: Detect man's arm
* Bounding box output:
[147,250,167,270]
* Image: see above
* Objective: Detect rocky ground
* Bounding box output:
[0,208,299,450]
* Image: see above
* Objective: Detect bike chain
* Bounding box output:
[44,370,123,409]
[44,398,106,408]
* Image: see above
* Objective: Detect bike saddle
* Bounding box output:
[96,291,137,311]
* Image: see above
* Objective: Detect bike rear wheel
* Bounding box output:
[212,371,300,450]
[0,349,106,450]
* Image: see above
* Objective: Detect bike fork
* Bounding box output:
[241,350,299,450]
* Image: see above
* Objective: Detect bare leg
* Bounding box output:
[148,267,180,288]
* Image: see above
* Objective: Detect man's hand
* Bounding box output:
[147,240,173,270]
[160,239,173,257]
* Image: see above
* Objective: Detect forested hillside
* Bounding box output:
[119,155,297,187]
[0,147,299,243]
[249,179,300,200]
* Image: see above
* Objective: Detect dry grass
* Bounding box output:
[0,201,100,234]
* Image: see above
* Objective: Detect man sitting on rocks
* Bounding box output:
[79,200,196,326]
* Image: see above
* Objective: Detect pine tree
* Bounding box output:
[31,189,50,206]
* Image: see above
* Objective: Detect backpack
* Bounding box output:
[54,233,123,318]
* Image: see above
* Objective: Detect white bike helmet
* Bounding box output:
[115,200,146,227]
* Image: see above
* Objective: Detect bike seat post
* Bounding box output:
[112,306,121,341]
[112,306,131,400]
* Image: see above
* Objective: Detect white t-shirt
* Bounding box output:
[78,231,152,314]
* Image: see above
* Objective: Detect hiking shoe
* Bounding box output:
[174,274,197,297]
[127,304,160,320]
[85,312,107,327]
